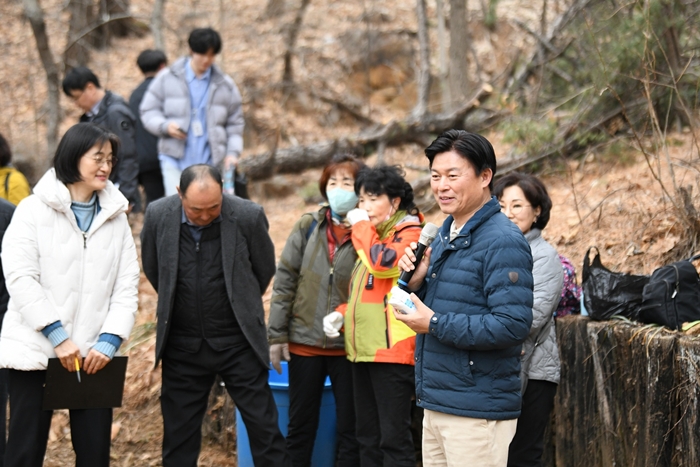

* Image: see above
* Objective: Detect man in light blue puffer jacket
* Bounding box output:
[395,130,534,467]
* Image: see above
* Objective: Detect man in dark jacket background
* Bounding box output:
[395,130,534,467]
[62,66,140,209]
[129,49,167,210]
[0,197,15,467]
[140,164,290,467]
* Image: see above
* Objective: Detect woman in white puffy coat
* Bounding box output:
[494,173,564,467]
[0,123,140,467]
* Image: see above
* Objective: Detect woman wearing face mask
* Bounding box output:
[493,173,563,467]
[324,164,423,467]
[268,153,365,467]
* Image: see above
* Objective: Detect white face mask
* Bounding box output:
[327,188,359,215]
[385,204,394,222]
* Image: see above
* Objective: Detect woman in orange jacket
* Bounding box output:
[324,164,423,467]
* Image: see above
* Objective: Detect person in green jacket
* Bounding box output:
[0,133,30,206]
[268,153,365,467]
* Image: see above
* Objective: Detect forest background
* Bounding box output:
[2,0,700,464]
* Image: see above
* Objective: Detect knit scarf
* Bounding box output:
[376,209,408,240]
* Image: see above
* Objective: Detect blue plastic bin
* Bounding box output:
[236,361,337,466]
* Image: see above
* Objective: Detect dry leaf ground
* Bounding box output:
[2,0,700,466]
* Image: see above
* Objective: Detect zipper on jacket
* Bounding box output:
[322,235,352,349]
[672,265,679,299]
[196,240,204,336]
[73,231,88,345]
[322,266,335,348]
[350,263,367,362]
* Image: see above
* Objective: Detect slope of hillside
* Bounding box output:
[3,0,699,465]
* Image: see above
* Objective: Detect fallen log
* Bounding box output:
[238,86,492,180]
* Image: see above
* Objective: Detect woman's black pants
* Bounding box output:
[287,354,359,467]
[507,379,558,467]
[4,369,112,467]
[352,362,416,467]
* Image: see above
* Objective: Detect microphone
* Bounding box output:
[397,223,439,290]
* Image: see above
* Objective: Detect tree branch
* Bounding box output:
[22,0,62,160]
[151,0,166,50]
[282,0,311,85]
[63,13,135,55]
[411,0,431,121]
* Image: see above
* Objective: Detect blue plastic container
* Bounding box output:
[236,361,337,466]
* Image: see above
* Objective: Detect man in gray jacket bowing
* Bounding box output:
[140,164,290,467]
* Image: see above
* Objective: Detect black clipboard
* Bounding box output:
[42,356,128,410]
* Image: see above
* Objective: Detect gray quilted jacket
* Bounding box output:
[522,229,563,384]
[139,57,244,166]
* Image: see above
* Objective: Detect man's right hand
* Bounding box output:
[269,343,290,375]
[55,338,82,372]
[166,122,187,140]
[398,242,432,290]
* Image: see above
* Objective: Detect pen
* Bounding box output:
[74,357,81,383]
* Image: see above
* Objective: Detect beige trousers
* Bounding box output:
[422,409,518,467]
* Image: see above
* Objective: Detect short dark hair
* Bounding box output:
[188,28,222,55]
[493,172,552,230]
[54,123,119,185]
[318,153,365,200]
[355,165,419,216]
[62,66,101,96]
[0,132,12,167]
[136,49,167,74]
[180,164,223,195]
[424,130,497,190]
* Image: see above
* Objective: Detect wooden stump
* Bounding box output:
[674,337,700,467]
[550,316,680,466]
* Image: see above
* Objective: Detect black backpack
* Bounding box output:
[639,254,700,330]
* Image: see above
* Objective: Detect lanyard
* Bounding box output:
[188,66,211,117]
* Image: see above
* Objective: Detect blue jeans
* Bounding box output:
[160,160,182,197]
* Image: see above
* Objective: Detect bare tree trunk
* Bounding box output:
[151,0,166,51]
[448,0,471,110]
[264,0,285,18]
[485,0,498,31]
[23,0,62,162]
[412,0,431,120]
[64,0,93,67]
[282,0,311,86]
[540,0,548,35]
[94,0,110,49]
[94,0,135,48]
[105,0,132,36]
[436,0,451,112]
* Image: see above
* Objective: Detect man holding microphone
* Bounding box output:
[393,130,534,467]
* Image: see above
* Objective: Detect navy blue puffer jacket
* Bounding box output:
[415,197,533,420]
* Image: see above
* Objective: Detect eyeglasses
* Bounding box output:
[499,203,531,215]
[91,156,116,167]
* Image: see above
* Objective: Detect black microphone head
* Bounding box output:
[418,223,439,246]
